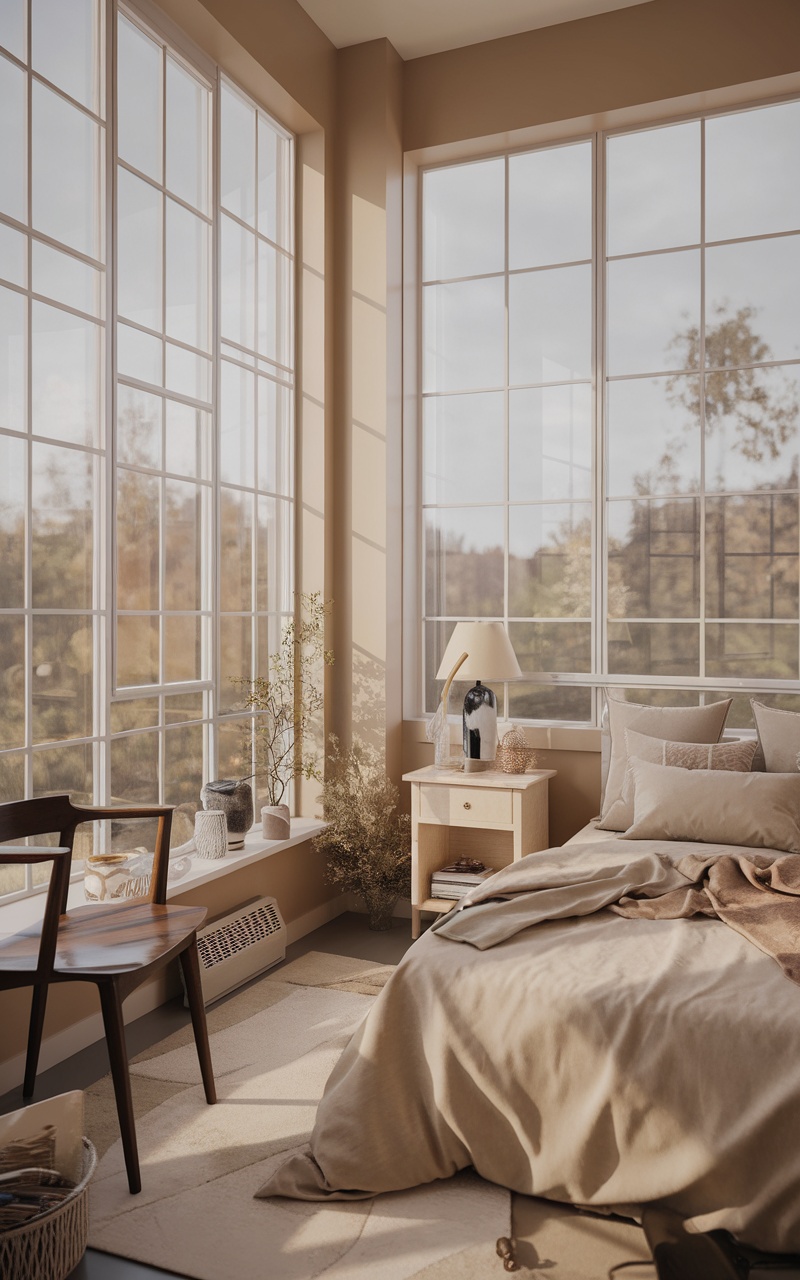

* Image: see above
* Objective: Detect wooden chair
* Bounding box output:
[0,795,216,1194]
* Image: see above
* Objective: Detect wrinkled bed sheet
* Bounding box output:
[258,839,800,1252]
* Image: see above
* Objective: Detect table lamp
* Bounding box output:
[435,621,522,771]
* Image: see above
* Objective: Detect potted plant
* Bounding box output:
[314,736,411,930]
[235,593,333,838]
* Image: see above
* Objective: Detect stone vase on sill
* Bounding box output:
[200,779,254,850]
[261,804,291,840]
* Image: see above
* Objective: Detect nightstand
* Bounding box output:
[402,765,557,939]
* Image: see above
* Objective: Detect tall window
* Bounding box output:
[0,1,294,902]
[419,98,800,730]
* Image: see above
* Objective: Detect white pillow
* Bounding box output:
[751,700,800,773]
[597,693,732,831]
[600,729,758,832]
[623,757,800,853]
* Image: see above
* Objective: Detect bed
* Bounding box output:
[258,699,800,1255]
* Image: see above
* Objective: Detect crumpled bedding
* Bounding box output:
[257,839,800,1253]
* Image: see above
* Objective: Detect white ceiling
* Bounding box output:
[295,0,653,61]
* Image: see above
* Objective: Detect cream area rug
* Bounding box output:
[85,952,513,1280]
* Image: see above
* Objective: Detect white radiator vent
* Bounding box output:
[188,896,286,1007]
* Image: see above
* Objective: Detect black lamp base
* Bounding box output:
[462,680,498,770]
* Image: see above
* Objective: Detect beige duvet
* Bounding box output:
[258,839,800,1253]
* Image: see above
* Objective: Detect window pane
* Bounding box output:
[705,237,800,367]
[32,0,100,113]
[219,615,251,711]
[33,741,92,800]
[257,377,292,496]
[165,400,206,479]
[0,285,25,433]
[166,57,208,213]
[220,487,252,612]
[509,142,591,269]
[32,81,102,259]
[0,4,26,61]
[607,498,700,619]
[220,361,254,486]
[31,301,101,446]
[425,507,504,617]
[31,615,93,742]
[423,277,504,393]
[509,384,591,503]
[706,622,798,681]
[423,158,504,281]
[163,616,201,683]
[509,621,592,673]
[164,479,201,611]
[165,691,203,724]
[607,375,701,497]
[257,241,291,366]
[221,82,255,225]
[117,615,159,686]
[110,730,159,804]
[0,56,26,224]
[0,434,25,607]
[705,365,800,493]
[117,471,159,610]
[607,121,700,255]
[110,697,158,733]
[706,101,800,243]
[258,121,291,248]
[166,200,209,351]
[509,504,591,617]
[423,392,505,505]
[0,221,26,288]
[118,168,162,331]
[509,264,591,385]
[118,15,162,183]
[117,384,161,469]
[509,683,592,723]
[165,343,210,403]
[117,323,162,386]
[33,240,103,317]
[0,617,25,746]
[164,722,203,804]
[31,442,93,608]
[608,621,700,677]
[220,215,255,350]
[257,497,291,613]
[706,495,799,619]
[607,249,699,376]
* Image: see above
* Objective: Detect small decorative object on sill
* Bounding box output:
[497,726,537,774]
[201,778,254,850]
[83,851,192,901]
[193,809,228,860]
[261,804,290,840]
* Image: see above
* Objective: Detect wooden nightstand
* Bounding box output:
[403,765,557,939]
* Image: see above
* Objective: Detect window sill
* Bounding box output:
[0,818,325,939]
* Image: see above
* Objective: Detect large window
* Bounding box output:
[419,98,800,730]
[0,1,294,901]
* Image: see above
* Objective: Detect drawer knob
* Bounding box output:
[463,801,471,810]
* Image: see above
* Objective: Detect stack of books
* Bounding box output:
[430,861,493,900]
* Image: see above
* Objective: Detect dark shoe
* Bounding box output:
[641,1206,748,1280]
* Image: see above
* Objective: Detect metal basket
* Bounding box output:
[0,1137,96,1280]
[496,742,538,774]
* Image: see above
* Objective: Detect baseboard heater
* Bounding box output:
[185,896,286,1007]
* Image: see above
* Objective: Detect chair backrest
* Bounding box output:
[0,845,72,982]
[0,795,82,847]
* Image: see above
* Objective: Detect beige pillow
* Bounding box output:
[600,729,758,832]
[623,757,800,853]
[751,700,800,774]
[598,694,732,831]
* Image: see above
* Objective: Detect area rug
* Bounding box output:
[85,952,512,1279]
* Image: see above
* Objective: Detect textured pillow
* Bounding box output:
[623,757,800,853]
[751,700,800,774]
[600,729,759,832]
[598,694,732,831]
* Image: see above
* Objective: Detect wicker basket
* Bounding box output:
[497,728,538,774]
[0,1138,96,1280]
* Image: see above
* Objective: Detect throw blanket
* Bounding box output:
[433,847,800,985]
[258,840,800,1254]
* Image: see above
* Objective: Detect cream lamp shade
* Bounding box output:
[435,621,522,683]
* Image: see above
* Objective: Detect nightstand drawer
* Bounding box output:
[419,784,513,828]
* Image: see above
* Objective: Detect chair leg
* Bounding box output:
[179,942,216,1105]
[23,984,49,1098]
[98,982,141,1195]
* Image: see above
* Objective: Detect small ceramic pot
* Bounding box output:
[200,780,254,850]
[261,804,290,840]
[194,809,228,860]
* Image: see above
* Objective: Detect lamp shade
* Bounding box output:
[435,621,522,683]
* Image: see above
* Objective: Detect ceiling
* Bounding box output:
[295,0,654,61]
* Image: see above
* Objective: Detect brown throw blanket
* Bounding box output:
[432,847,800,985]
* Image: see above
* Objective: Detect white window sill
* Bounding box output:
[0,818,325,939]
